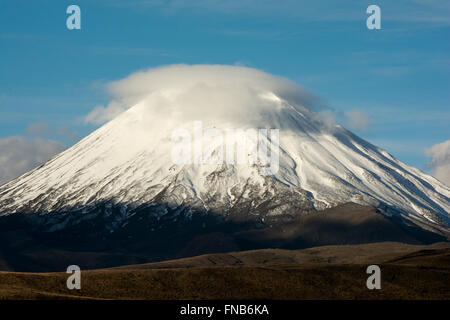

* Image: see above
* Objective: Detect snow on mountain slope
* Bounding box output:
[0,65,448,233]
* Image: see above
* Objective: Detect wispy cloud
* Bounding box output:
[343,109,371,132]
[0,136,66,186]
[91,46,175,57]
[346,50,450,78]
[84,101,127,125]
[25,122,79,142]
[103,0,450,25]
[0,33,39,40]
[370,66,411,77]
[366,107,450,125]
[210,28,283,39]
[426,140,450,186]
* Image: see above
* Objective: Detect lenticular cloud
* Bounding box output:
[84,64,324,128]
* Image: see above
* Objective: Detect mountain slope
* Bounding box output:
[0,65,448,241]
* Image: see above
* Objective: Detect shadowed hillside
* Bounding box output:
[0,203,447,272]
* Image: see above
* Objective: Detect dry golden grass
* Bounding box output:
[0,263,448,300]
[1,242,449,300]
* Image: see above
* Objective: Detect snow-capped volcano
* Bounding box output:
[0,65,449,236]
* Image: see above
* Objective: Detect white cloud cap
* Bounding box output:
[84,64,324,129]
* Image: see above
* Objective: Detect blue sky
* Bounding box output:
[0,0,449,181]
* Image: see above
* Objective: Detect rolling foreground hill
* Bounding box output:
[0,242,448,300]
